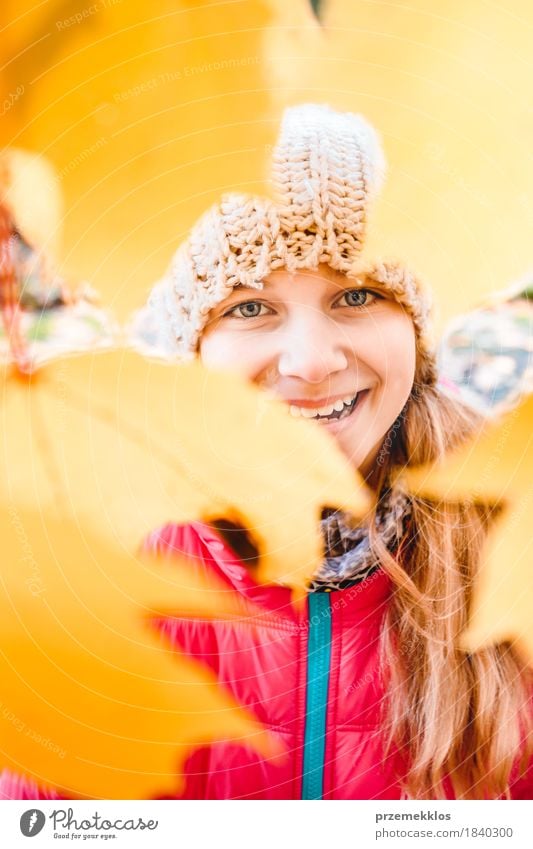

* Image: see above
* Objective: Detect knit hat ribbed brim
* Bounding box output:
[142,103,436,385]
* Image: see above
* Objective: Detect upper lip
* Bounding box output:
[284,392,361,408]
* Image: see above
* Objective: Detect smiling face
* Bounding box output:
[199,265,417,477]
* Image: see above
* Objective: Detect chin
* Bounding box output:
[335,432,386,480]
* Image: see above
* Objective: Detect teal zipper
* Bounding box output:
[301,592,332,799]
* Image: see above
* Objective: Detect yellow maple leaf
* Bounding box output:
[0,508,276,799]
[405,394,533,662]
[1,349,371,591]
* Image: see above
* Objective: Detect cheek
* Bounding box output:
[200,332,240,370]
[339,317,417,471]
[359,313,416,412]
[371,309,415,371]
[383,327,417,398]
[199,330,267,380]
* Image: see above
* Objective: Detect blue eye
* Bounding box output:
[338,288,378,308]
[225,301,270,318]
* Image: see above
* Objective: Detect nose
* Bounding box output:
[277,314,348,383]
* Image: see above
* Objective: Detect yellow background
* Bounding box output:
[2,0,532,329]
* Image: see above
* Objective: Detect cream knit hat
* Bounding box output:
[144,104,436,385]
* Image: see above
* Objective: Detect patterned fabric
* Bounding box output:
[439,287,533,416]
[0,233,118,369]
[0,299,118,368]
[13,231,63,306]
[308,484,412,592]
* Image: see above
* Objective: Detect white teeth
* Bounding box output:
[289,395,359,419]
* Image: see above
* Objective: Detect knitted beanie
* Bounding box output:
[145,104,436,386]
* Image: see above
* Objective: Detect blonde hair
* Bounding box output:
[371,383,532,799]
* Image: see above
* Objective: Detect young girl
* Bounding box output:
[143,104,532,800]
[3,105,530,802]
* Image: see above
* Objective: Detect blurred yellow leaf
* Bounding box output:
[0,509,274,799]
[0,149,63,262]
[405,395,533,662]
[0,0,273,316]
[1,349,370,590]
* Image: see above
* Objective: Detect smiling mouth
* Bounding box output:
[289,390,369,423]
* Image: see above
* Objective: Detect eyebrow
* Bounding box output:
[233,275,359,294]
[216,275,374,311]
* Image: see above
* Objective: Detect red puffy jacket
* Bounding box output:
[3,520,530,800]
[145,521,533,801]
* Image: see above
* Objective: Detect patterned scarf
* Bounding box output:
[308,484,412,592]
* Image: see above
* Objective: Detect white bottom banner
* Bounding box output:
[1,800,531,849]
